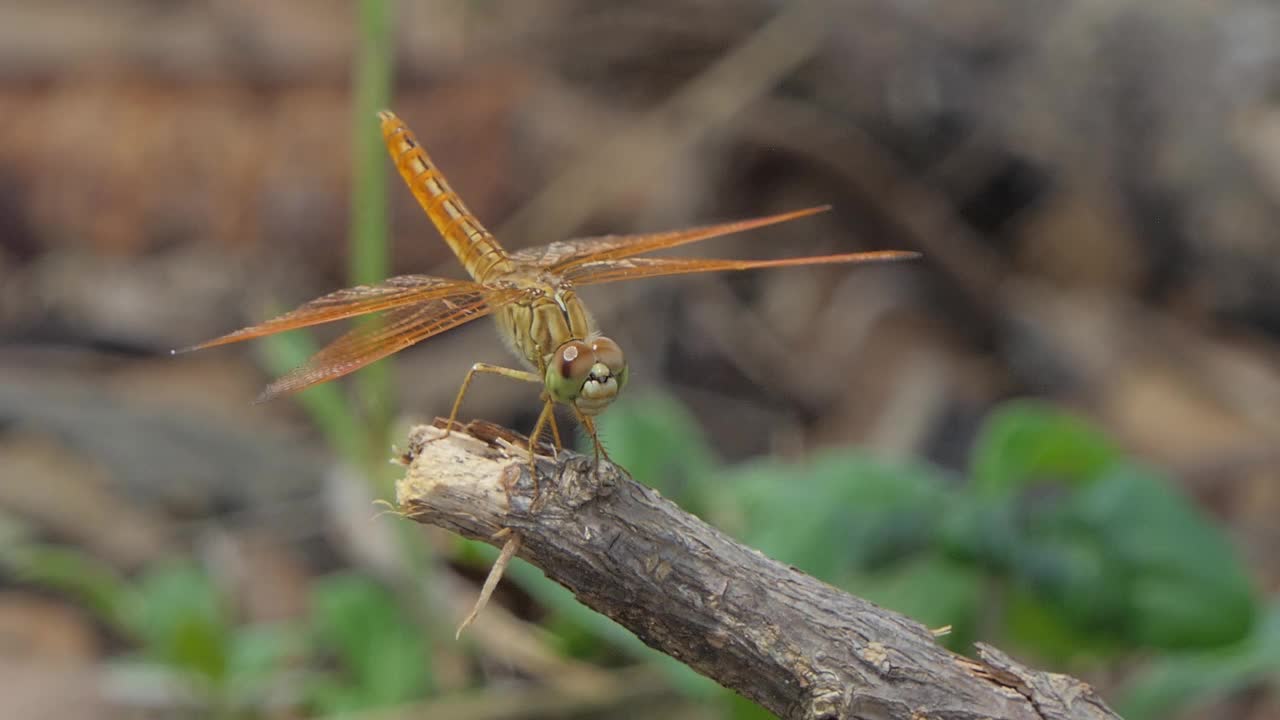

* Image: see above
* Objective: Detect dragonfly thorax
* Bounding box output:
[493,277,593,366]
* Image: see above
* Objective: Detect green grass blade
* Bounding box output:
[349,0,396,442]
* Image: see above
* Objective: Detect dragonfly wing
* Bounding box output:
[508,206,831,270]
[177,275,489,352]
[565,251,921,286]
[258,287,528,400]
[508,238,617,268]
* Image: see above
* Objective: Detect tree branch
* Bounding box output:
[395,421,1119,720]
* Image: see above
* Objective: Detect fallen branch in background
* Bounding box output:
[395,420,1119,720]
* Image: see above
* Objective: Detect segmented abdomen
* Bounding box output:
[377,111,512,282]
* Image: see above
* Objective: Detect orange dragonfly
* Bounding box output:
[182,110,918,464]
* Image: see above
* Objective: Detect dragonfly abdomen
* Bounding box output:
[377,111,513,282]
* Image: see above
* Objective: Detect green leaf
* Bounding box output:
[1119,601,1280,720]
[307,573,432,713]
[2,543,138,637]
[938,493,1022,570]
[1006,464,1256,652]
[1081,466,1256,648]
[1011,524,1131,634]
[726,690,779,720]
[224,624,301,707]
[133,564,232,685]
[1004,585,1123,662]
[971,401,1120,496]
[725,450,949,581]
[853,555,983,651]
[963,402,1256,654]
[594,392,718,507]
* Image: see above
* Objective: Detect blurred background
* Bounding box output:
[2,0,1279,718]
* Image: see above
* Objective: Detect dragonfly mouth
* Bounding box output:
[576,363,620,415]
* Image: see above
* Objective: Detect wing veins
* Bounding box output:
[509,206,831,270]
[566,250,921,286]
[177,275,491,353]
[258,287,527,400]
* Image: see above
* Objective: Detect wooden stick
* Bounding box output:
[396,421,1119,720]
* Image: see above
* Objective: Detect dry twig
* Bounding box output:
[396,420,1119,720]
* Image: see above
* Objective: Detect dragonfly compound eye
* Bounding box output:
[590,337,625,372]
[546,340,597,404]
[557,340,595,381]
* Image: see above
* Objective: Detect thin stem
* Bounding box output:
[349,0,396,463]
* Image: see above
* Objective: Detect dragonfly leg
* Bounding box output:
[547,406,564,453]
[527,399,559,452]
[574,409,611,471]
[525,399,560,498]
[444,362,541,435]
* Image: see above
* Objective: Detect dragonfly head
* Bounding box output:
[546,336,628,416]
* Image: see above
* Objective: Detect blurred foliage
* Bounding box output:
[600,393,1266,716]
[306,573,433,714]
[1,545,441,717]
[2,547,299,716]
[1119,602,1280,720]
[3,393,1272,717]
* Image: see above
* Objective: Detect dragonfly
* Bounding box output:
[181,110,919,469]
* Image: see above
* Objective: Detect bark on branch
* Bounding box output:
[395,421,1119,720]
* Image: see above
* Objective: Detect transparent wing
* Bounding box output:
[177,275,489,352]
[258,287,528,400]
[508,206,831,270]
[565,250,920,286]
